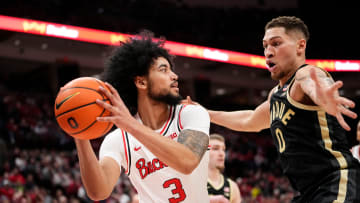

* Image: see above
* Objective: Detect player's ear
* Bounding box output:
[134,76,147,90]
[297,39,306,55]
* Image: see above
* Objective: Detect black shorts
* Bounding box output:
[291,167,360,203]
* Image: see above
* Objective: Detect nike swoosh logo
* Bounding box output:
[134,146,141,151]
[55,92,80,110]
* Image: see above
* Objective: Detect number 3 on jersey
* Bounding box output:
[163,178,187,203]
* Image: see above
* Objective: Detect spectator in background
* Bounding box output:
[0,138,7,173]
[208,133,241,203]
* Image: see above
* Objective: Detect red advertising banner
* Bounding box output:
[0,15,359,72]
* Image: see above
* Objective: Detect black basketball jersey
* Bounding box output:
[207,174,231,200]
[269,65,359,195]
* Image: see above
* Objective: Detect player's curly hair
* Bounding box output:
[102,30,174,115]
[265,16,310,42]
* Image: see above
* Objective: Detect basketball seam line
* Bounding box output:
[70,107,106,135]
[55,99,109,119]
[100,121,113,137]
[60,86,105,100]
[94,80,106,100]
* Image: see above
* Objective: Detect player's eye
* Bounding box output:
[159,67,167,72]
[273,41,280,47]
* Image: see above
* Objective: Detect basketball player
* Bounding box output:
[351,121,360,161]
[208,134,241,203]
[186,16,360,202]
[74,31,210,202]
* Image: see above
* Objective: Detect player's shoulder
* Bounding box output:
[227,177,237,186]
[177,103,207,112]
[177,104,208,115]
[103,128,124,142]
[107,128,122,136]
[100,128,132,154]
[296,64,328,78]
[177,104,210,133]
[268,86,278,99]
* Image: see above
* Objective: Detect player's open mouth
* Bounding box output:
[171,83,179,93]
[171,82,178,88]
[266,61,276,71]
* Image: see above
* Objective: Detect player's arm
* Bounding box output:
[209,88,275,132]
[96,84,209,174]
[128,105,209,174]
[75,139,120,201]
[108,115,208,174]
[295,66,357,130]
[229,179,241,203]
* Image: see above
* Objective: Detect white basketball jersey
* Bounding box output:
[351,145,360,162]
[100,104,210,203]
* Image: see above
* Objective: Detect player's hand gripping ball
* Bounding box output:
[54,77,114,140]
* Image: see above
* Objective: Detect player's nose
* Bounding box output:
[170,70,178,81]
[264,47,274,58]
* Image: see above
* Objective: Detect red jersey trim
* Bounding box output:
[178,104,188,130]
[160,105,173,135]
[121,130,130,174]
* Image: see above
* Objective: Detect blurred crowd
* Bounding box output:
[0,86,72,150]
[0,85,138,202]
[0,147,139,203]
[0,84,296,203]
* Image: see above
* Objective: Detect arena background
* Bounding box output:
[0,1,359,202]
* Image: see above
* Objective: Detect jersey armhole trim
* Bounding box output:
[160,105,173,135]
[286,66,329,111]
[121,130,131,175]
[286,88,322,111]
[177,104,188,130]
[228,178,233,203]
[161,105,176,135]
[207,174,224,190]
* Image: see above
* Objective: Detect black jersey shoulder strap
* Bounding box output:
[285,64,308,87]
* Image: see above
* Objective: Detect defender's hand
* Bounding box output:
[181,96,200,105]
[310,69,357,131]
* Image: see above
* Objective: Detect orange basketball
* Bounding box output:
[54,77,114,140]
